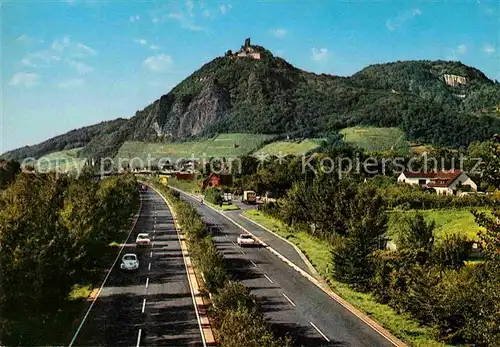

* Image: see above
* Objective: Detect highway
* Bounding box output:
[177,191,395,347]
[71,189,203,347]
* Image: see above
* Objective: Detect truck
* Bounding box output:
[242,190,257,204]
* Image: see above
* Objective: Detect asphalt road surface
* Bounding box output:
[72,189,203,347]
[180,191,394,347]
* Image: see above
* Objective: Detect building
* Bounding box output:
[397,170,477,195]
[202,173,233,190]
[176,172,195,181]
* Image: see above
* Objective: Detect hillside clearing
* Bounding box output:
[340,127,411,153]
[256,139,323,156]
[116,133,276,163]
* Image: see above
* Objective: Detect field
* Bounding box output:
[116,133,276,164]
[340,127,411,153]
[388,208,488,242]
[242,210,442,347]
[256,139,322,156]
[35,147,86,172]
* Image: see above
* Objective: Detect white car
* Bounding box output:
[120,253,139,271]
[136,233,151,246]
[237,234,257,247]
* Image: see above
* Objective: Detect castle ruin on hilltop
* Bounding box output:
[443,74,467,87]
[226,38,261,60]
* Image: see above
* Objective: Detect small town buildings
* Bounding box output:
[397,170,477,195]
[202,173,233,190]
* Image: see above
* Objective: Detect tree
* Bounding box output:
[398,213,435,259]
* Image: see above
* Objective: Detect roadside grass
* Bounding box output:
[257,139,322,156]
[242,209,444,347]
[167,177,203,194]
[388,208,488,242]
[3,214,137,346]
[340,126,411,153]
[205,200,240,211]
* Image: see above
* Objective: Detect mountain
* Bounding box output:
[1,119,127,161]
[4,39,500,161]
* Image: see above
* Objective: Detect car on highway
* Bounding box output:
[136,233,151,246]
[237,234,257,247]
[120,253,139,271]
[140,184,147,192]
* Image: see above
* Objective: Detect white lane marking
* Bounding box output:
[68,199,143,347]
[240,249,245,255]
[231,241,236,246]
[310,322,330,342]
[148,263,151,271]
[150,251,153,258]
[142,298,146,313]
[250,260,258,267]
[224,234,228,238]
[282,293,296,307]
[136,329,142,347]
[263,274,274,284]
[145,278,149,289]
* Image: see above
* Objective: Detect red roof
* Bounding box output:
[402,170,464,188]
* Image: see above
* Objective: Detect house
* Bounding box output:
[397,170,477,195]
[202,173,233,190]
[176,172,195,181]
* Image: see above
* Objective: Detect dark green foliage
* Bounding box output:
[0,160,21,189]
[0,173,139,345]
[398,213,435,254]
[204,187,223,205]
[432,234,473,269]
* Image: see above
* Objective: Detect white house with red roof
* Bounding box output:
[397,169,477,195]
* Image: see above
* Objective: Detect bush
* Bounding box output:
[204,187,223,205]
[432,234,473,269]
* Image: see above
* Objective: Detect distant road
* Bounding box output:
[177,190,395,347]
[71,189,203,347]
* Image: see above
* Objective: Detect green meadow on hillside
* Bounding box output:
[116,133,276,163]
[388,208,489,242]
[35,148,86,172]
[256,139,323,156]
[340,127,411,153]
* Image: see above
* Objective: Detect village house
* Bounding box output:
[397,170,477,195]
[202,172,233,191]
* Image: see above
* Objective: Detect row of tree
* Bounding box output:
[157,184,291,347]
[0,172,139,345]
[258,170,499,345]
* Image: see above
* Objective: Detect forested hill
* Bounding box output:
[4,40,500,161]
[1,118,127,161]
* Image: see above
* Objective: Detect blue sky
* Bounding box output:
[2,0,499,153]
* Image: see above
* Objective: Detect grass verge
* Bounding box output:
[205,200,240,211]
[242,209,445,347]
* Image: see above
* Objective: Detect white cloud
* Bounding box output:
[143,54,174,73]
[150,45,160,50]
[21,51,61,67]
[129,15,140,22]
[133,38,148,45]
[457,44,467,55]
[66,60,93,74]
[220,4,232,14]
[271,28,287,38]
[9,72,40,87]
[483,44,495,54]
[51,36,97,57]
[386,8,422,31]
[58,78,84,89]
[17,34,30,43]
[311,48,328,61]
